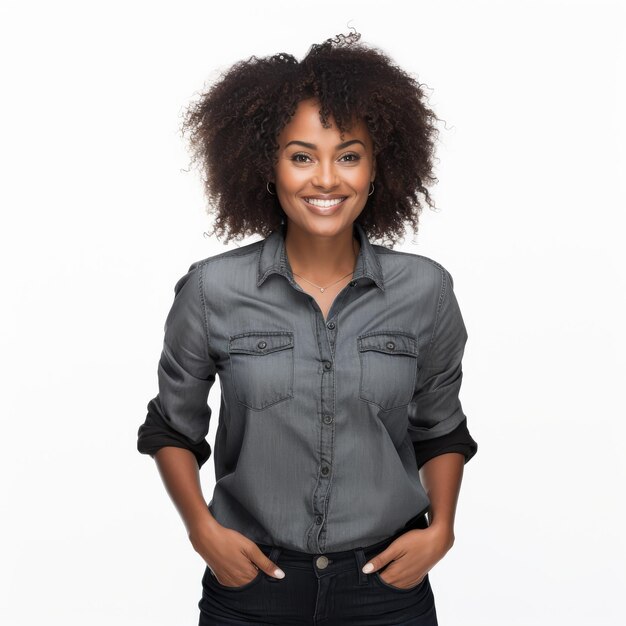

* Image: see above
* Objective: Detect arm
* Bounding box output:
[137,263,219,542]
[410,268,476,543]
[137,263,284,584]
[419,451,465,549]
[153,446,219,539]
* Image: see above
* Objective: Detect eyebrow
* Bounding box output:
[284,139,366,150]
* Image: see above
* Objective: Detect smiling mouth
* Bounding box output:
[303,197,348,208]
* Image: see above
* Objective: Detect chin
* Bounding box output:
[298,216,354,237]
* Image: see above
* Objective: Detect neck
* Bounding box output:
[283,221,360,283]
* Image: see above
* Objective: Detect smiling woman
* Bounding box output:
[179,30,442,247]
[138,29,478,626]
[273,100,375,229]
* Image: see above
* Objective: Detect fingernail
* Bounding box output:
[274,568,285,578]
[362,563,374,573]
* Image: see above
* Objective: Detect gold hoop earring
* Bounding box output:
[368,182,375,197]
[267,182,276,196]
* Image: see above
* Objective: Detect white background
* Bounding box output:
[1,1,625,624]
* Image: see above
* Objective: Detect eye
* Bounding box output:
[291,152,312,163]
[339,152,361,163]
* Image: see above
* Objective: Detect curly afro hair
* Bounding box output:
[180,30,443,247]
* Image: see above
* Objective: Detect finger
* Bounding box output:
[362,548,394,574]
[250,548,285,579]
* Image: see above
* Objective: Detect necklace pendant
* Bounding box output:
[320,287,325,293]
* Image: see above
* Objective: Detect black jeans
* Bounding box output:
[198,513,438,625]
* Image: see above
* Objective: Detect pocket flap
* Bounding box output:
[229,331,294,355]
[358,332,418,357]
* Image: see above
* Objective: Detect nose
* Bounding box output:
[312,160,339,190]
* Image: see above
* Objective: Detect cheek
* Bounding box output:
[275,165,307,191]
[346,168,373,191]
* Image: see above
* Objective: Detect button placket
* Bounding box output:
[307,305,337,553]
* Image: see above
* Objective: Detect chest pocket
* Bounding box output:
[228,331,295,410]
[358,331,419,411]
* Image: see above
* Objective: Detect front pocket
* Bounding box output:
[208,567,264,592]
[358,331,418,410]
[228,331,295,410]
[374,570,428,593]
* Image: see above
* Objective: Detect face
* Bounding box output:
[273,98,376,238]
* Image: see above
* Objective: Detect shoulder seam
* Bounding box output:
[192,241,263,269]
[418,265,449,374]
[373,246,448,273]
[197,262,211,357]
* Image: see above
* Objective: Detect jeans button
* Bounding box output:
[316,556,329,569]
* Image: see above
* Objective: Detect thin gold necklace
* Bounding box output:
[291,238,358,293]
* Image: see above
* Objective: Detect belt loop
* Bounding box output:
[266,546,283,584]
[354,549,369,585]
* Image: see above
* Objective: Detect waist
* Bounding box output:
[257,511,429,571]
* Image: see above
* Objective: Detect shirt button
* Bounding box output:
[322,414,333,424]
[323,361,332,370]
[349,280,357,287]
[257,340,267,350]
[386,341,395,350]
[326,321,336,330]
[316,515,323,525]
[316,556,330,569]
[321,465,330,476]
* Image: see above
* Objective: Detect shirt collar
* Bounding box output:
[256,221,385,292]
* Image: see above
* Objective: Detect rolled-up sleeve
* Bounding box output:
[137,261,216,469]
[408,268,478,468]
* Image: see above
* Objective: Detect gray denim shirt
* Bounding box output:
[139,222,474,553]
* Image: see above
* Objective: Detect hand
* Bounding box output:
[188,518,285,587]
[362,524,455,590]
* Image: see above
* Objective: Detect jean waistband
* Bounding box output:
[257,512,429,576]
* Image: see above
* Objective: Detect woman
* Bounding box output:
[137,31,478,626]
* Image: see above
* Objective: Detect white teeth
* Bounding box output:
[305,197,346,208]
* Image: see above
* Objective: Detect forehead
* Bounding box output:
[277,98,370,145]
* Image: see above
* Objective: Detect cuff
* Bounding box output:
[412,417,478,470]
[137,405,212,469]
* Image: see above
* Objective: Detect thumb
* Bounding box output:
[362,549,393,574]
[251,547,285,579]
